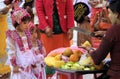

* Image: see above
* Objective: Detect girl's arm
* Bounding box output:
[6,36,19,73]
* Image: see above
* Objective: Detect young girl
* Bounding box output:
[29,22,46,79]
[6,8,37,79]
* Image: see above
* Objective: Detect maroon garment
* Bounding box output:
[110,76,120,79]
[90,24,120,77]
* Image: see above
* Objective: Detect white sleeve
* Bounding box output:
[6,37,16,61]
[42,46,46,56]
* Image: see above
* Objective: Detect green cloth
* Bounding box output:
[53,0,63,34]
[45,65,55,74]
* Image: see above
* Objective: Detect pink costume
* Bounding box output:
[6,8,46,79]
[29,22,46,79]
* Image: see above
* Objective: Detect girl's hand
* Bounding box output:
[13,66,19,73]
[67,28,73,40]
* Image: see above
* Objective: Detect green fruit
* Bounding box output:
[90,66,96,70]
[71,66,78,70]
[66,61,74,67]
[78,65,85,70]
[73,63,80,67]
[66,63,73,67]
[64,64,71,70]
[84,67,90,70]
[70,63,80,70]
[66,61,74,64]
[61,65,65,69]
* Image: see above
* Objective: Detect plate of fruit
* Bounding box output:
[45,46,104,71]
[44,40,107,73]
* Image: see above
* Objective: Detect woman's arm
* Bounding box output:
[0,4,12,14]
[35,0,49,30]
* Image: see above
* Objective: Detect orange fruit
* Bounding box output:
[63,47,73,57]
[73,50,82,57]
[69,54,79,62]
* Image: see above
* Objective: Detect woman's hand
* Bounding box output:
[0,4,12,14]
[94,31,106,37]
[45,26,53,37]
[79,45,95,53]
[67,28,73,40]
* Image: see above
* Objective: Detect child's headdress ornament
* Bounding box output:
[11,8,30,25]
[28,21,36,32]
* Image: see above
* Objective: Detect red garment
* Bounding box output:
[41,33,71,79]
[40,33,70,55]
[35,0,74,32]
[90,8,102,48]
[90,8,102,30]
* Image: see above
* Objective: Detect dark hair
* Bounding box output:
[109,0,120,14]
[13,15,31,28]
[23,0,34,8]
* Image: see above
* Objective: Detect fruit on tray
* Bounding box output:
[61,61,96,70]
[44,56,56,66]
[79,56,93,66]
[63,47,73,57]
[73,50,82,57]
[61,61,74,70]
[82,41,91,47]
[71,62,82,70]
[45,46,104,71]
[0,63,11,75]
[52,60,65,68]
[44,56,65,68]
[69,54,79,62]
[54,54,62,60]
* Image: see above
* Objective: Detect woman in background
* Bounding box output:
[0,0,12,62]
[36,0,74,78]
[83,0,120,79]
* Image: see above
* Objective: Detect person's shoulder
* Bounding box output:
[110,24,120,30]
[106,24,120,35]
[6,30,17,39]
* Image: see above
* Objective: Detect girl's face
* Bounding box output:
[108,8,118,24]
[30,28,38,41]
[19,21,30,31]
[32,30,37,40]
